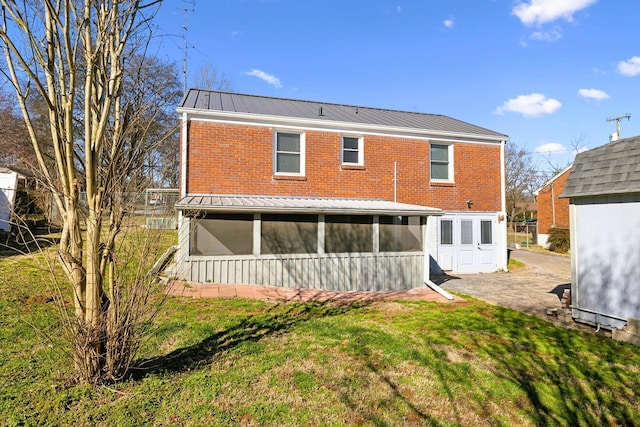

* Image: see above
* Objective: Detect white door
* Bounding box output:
[456,216,496,273]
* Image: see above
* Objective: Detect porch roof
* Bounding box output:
[176,194,441,216]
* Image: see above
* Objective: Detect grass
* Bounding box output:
[1,231,639,426]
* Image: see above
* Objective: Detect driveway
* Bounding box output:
[436,249,572,323]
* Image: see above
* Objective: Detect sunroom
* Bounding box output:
[174,195,441,292]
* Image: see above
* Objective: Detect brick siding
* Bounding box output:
[184,120,503,212]
[536,169,571,233]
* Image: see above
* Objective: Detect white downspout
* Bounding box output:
[180,112,189,198]
[423,215,454,300]
[499,139,508,272]
[176,112,190,275]
[551,183,556,227]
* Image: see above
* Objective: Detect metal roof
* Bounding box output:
[176,194,441,216]
[178,90,507,141]
[561,135,640,198]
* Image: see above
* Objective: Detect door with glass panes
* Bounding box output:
[438,215,497,273]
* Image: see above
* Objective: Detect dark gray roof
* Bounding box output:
[561,135,640,198]
[179,90,507,140]
[176,194,441,216]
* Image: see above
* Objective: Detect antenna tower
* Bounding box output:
[180,1,196,94]
[606,113,631,141]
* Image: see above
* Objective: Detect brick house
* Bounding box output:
[173,90,509,291]
[534,165,572,247]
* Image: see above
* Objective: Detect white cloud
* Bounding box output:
[443,18,455,28]
[578,88,610,101]
[617,56,640,77]
[535,142,567,155]
[512,0,597,26]
[494,93,562,117]
[244,69,282,88]
[575,145,589,154]
[529,27,562,42]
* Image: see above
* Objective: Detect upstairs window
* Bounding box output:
[342,136,363,165]
[430,143,453,182]
[275,131,305,175]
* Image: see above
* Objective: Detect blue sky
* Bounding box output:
[152,0,640,175]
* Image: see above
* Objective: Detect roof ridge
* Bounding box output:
[188,89,446,118]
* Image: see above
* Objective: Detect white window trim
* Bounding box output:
[430,143,454,183]
[273,130,306,176]
[341,134,364,166]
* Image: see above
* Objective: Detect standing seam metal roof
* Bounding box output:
[561,135,640,198]
[176,194,442,216]
[179,90,507,139]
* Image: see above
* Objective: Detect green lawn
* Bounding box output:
[1,237,639,426]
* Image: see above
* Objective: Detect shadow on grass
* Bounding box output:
[0,223,61,258]
[330,301,639,426]
[461,307,638,426]
[131,300,368,379]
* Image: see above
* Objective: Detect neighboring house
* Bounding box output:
[0,167,19,232]
[173,90,509,292]
[534,165,572,247]
[560,136,640,331]
[514,201,537,221]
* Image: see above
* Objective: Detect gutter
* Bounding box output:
[180,112,188,198]
[177,206,442,216]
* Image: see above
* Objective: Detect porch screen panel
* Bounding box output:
[379,216,424,252]
[325,215,373,253]
[261,214,318,254]
[190,214,253,255]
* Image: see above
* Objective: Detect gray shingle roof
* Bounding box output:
[176,194,441,216]
[561,135,640,198]
[179,90,507,140]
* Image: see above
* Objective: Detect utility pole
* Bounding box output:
[606,114,631,141]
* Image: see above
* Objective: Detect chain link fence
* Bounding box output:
[508,220,537,248]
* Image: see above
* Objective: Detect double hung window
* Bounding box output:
[275,132,305,175]
[342,136,363,165]
[430,143,453,182]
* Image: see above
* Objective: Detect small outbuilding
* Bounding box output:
[560,136,640,331]
[0,167,20,233]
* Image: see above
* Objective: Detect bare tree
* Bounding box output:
[192,63,234,91]
[505,141,545,224]
[0,83,29,166]
[543,135,585,175]
[0,0,171,383]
